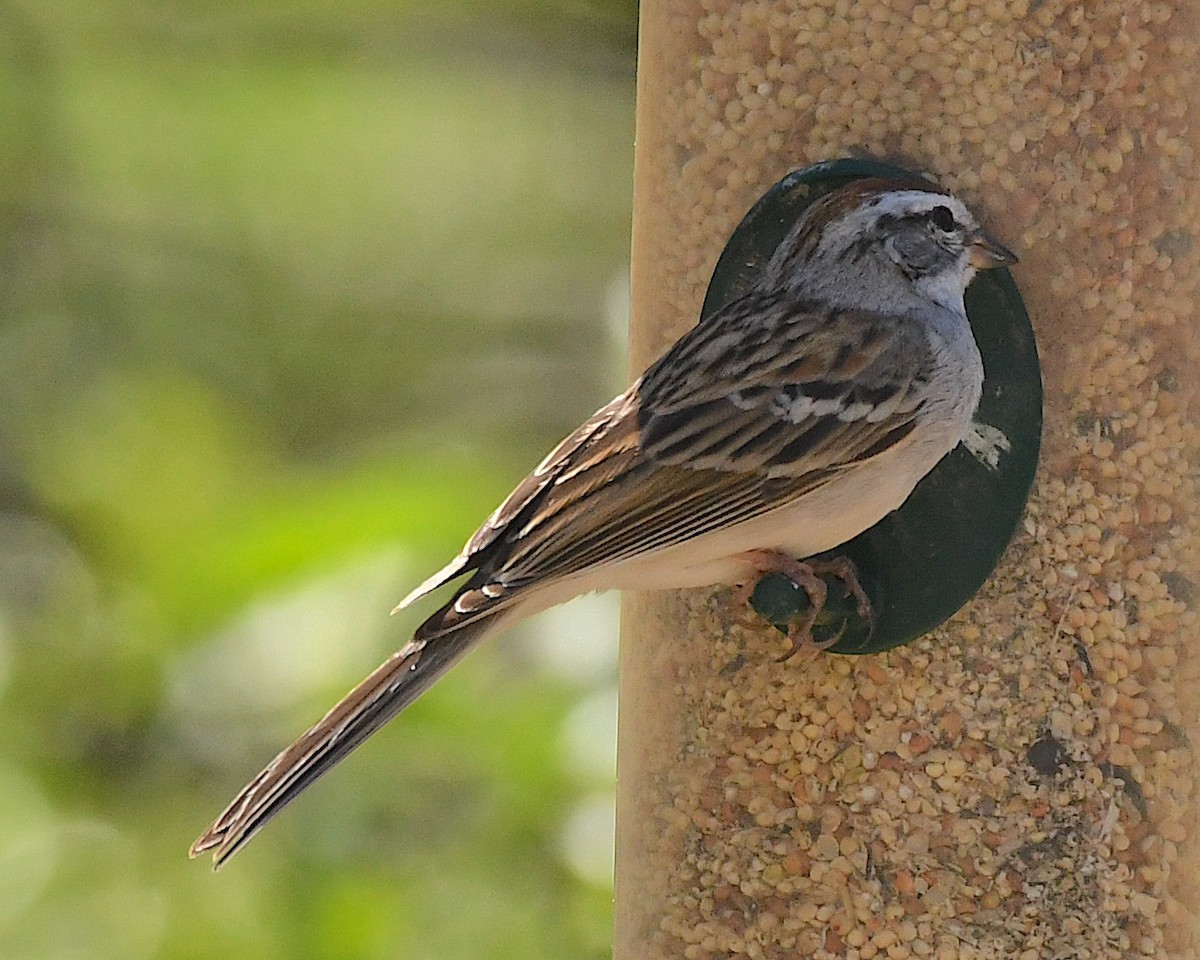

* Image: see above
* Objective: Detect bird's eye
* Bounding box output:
[926,205,957,232]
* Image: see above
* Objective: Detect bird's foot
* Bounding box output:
[735,550,875,661]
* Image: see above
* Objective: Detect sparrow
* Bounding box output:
[190,176,1016,865]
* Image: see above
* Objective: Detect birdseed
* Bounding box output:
[617,1,1199,958]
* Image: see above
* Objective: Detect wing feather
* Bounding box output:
[394,392,636,611]
[413,292,934,637]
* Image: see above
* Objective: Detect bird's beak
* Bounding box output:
[967,231,1018,269]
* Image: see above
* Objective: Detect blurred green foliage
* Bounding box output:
[0,0,635,957]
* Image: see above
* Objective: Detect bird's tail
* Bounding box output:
[188,612,495,867]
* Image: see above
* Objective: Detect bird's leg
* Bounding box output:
[735,550,874,661]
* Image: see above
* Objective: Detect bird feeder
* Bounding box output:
[617,2,1199,958]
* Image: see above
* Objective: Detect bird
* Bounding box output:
[190,176,1016,865]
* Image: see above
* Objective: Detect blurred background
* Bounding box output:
[0,0,636,957]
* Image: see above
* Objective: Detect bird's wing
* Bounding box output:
[415,291,935,639]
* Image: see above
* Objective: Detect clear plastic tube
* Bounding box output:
[617,2,1199,957]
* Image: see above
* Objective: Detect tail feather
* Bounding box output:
[189,617,492,867]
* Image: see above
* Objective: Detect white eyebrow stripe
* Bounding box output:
[818,190,977,256]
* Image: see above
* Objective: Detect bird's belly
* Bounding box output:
[602,436,953,592]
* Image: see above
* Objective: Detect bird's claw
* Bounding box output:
[736,549,875,660]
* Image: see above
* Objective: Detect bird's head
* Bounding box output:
[766,177,1017,313]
